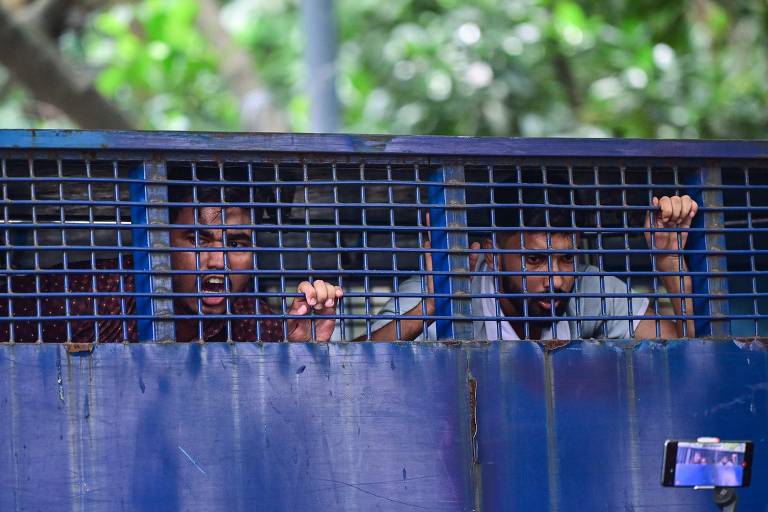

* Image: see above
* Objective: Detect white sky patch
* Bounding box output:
[465,62,494,89]
[623,67,648,89]
[456,22,482,45]
[653,43,676,70]
[427,71,453,101]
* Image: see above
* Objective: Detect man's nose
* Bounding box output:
[546,260,564,291]
[203,243,225,270]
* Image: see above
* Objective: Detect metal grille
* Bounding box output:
[0,131,765,342]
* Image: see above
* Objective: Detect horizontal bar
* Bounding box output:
[3,129,768,158]
[1,199,766,214]
[3,223,765,235]
[0,313,759,322]
[1,246,766,258]
[2,268,766,278]
[0,291,760,300]
[2,175,767,191]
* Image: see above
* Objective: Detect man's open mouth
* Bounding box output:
[535,299,562,311]
[201,275,227,307]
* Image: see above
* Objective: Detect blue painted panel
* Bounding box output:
[0,344,474,511]
[471,340,768,511]
[2,341,766,511]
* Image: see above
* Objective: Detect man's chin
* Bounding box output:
[201,298,227,315]
[526,301,567,319]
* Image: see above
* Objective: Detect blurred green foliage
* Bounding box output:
[6,0,768,137]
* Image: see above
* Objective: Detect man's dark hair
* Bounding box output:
[167,165,270,223]
[491,168,581,230]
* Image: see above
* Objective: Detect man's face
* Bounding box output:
[170,206,254,316]
[494,231,576,320]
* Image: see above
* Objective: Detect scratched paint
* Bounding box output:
[0,341,765,511]
[470,340,768,511]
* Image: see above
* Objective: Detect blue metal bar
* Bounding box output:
[687,166,730,336]
[5,129,768,159]
[129,162,174,342]
[428,166,472,340]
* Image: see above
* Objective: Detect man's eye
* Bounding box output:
[227,240,247,248]
[526,255,543,265]
[562,255,575,264]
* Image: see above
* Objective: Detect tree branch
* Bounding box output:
[0,5,135,129]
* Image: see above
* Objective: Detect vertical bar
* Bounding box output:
[415,164,427,340]
[192,164,203,341]
[648,166,661,339]
[129,161,175,342]
[594,166,608,338]
[687,166,729,337]
[57,159,72,342]
[114,161,129,341]
[276,163,288,340]
[744,167,758,337]
[516,165,530,340]
[1,158,13,342]
[303,163,315,341]
[86,160,100,342]
[428,165,472,340]
[332,162,345,340]
[248,163,261,341]
[29,159,42,342]
[673,166,688,338]
[569,165,582,338]
[620,166,634,338]
[489,164,503,340]
[360,163,371,339]
[387,163,400,340]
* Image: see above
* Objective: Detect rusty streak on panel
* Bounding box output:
[467,370,481,512]
[624,354,642,507]
[543,350,560,512]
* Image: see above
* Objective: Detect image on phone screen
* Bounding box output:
[662,440,753,487]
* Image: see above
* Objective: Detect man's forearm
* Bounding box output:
[366,301,434,341]
[656,256,695,337]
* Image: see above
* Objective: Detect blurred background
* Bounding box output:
[0,0,766,137]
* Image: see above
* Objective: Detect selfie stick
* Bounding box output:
[713,487,737,512]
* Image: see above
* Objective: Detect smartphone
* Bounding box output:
[662,439,754,487]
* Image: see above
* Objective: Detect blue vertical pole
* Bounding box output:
[428,166,472,340]
[686,166,729,337]
[129,162,174,342]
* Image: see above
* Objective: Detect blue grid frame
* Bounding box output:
[0,129,766,342]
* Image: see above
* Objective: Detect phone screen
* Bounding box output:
[662,440,753,487]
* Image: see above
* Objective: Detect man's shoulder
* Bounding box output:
[575,264,629,292]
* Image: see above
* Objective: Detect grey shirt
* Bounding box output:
[372,261,649,341]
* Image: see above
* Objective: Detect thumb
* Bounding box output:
[288,297,309,316]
